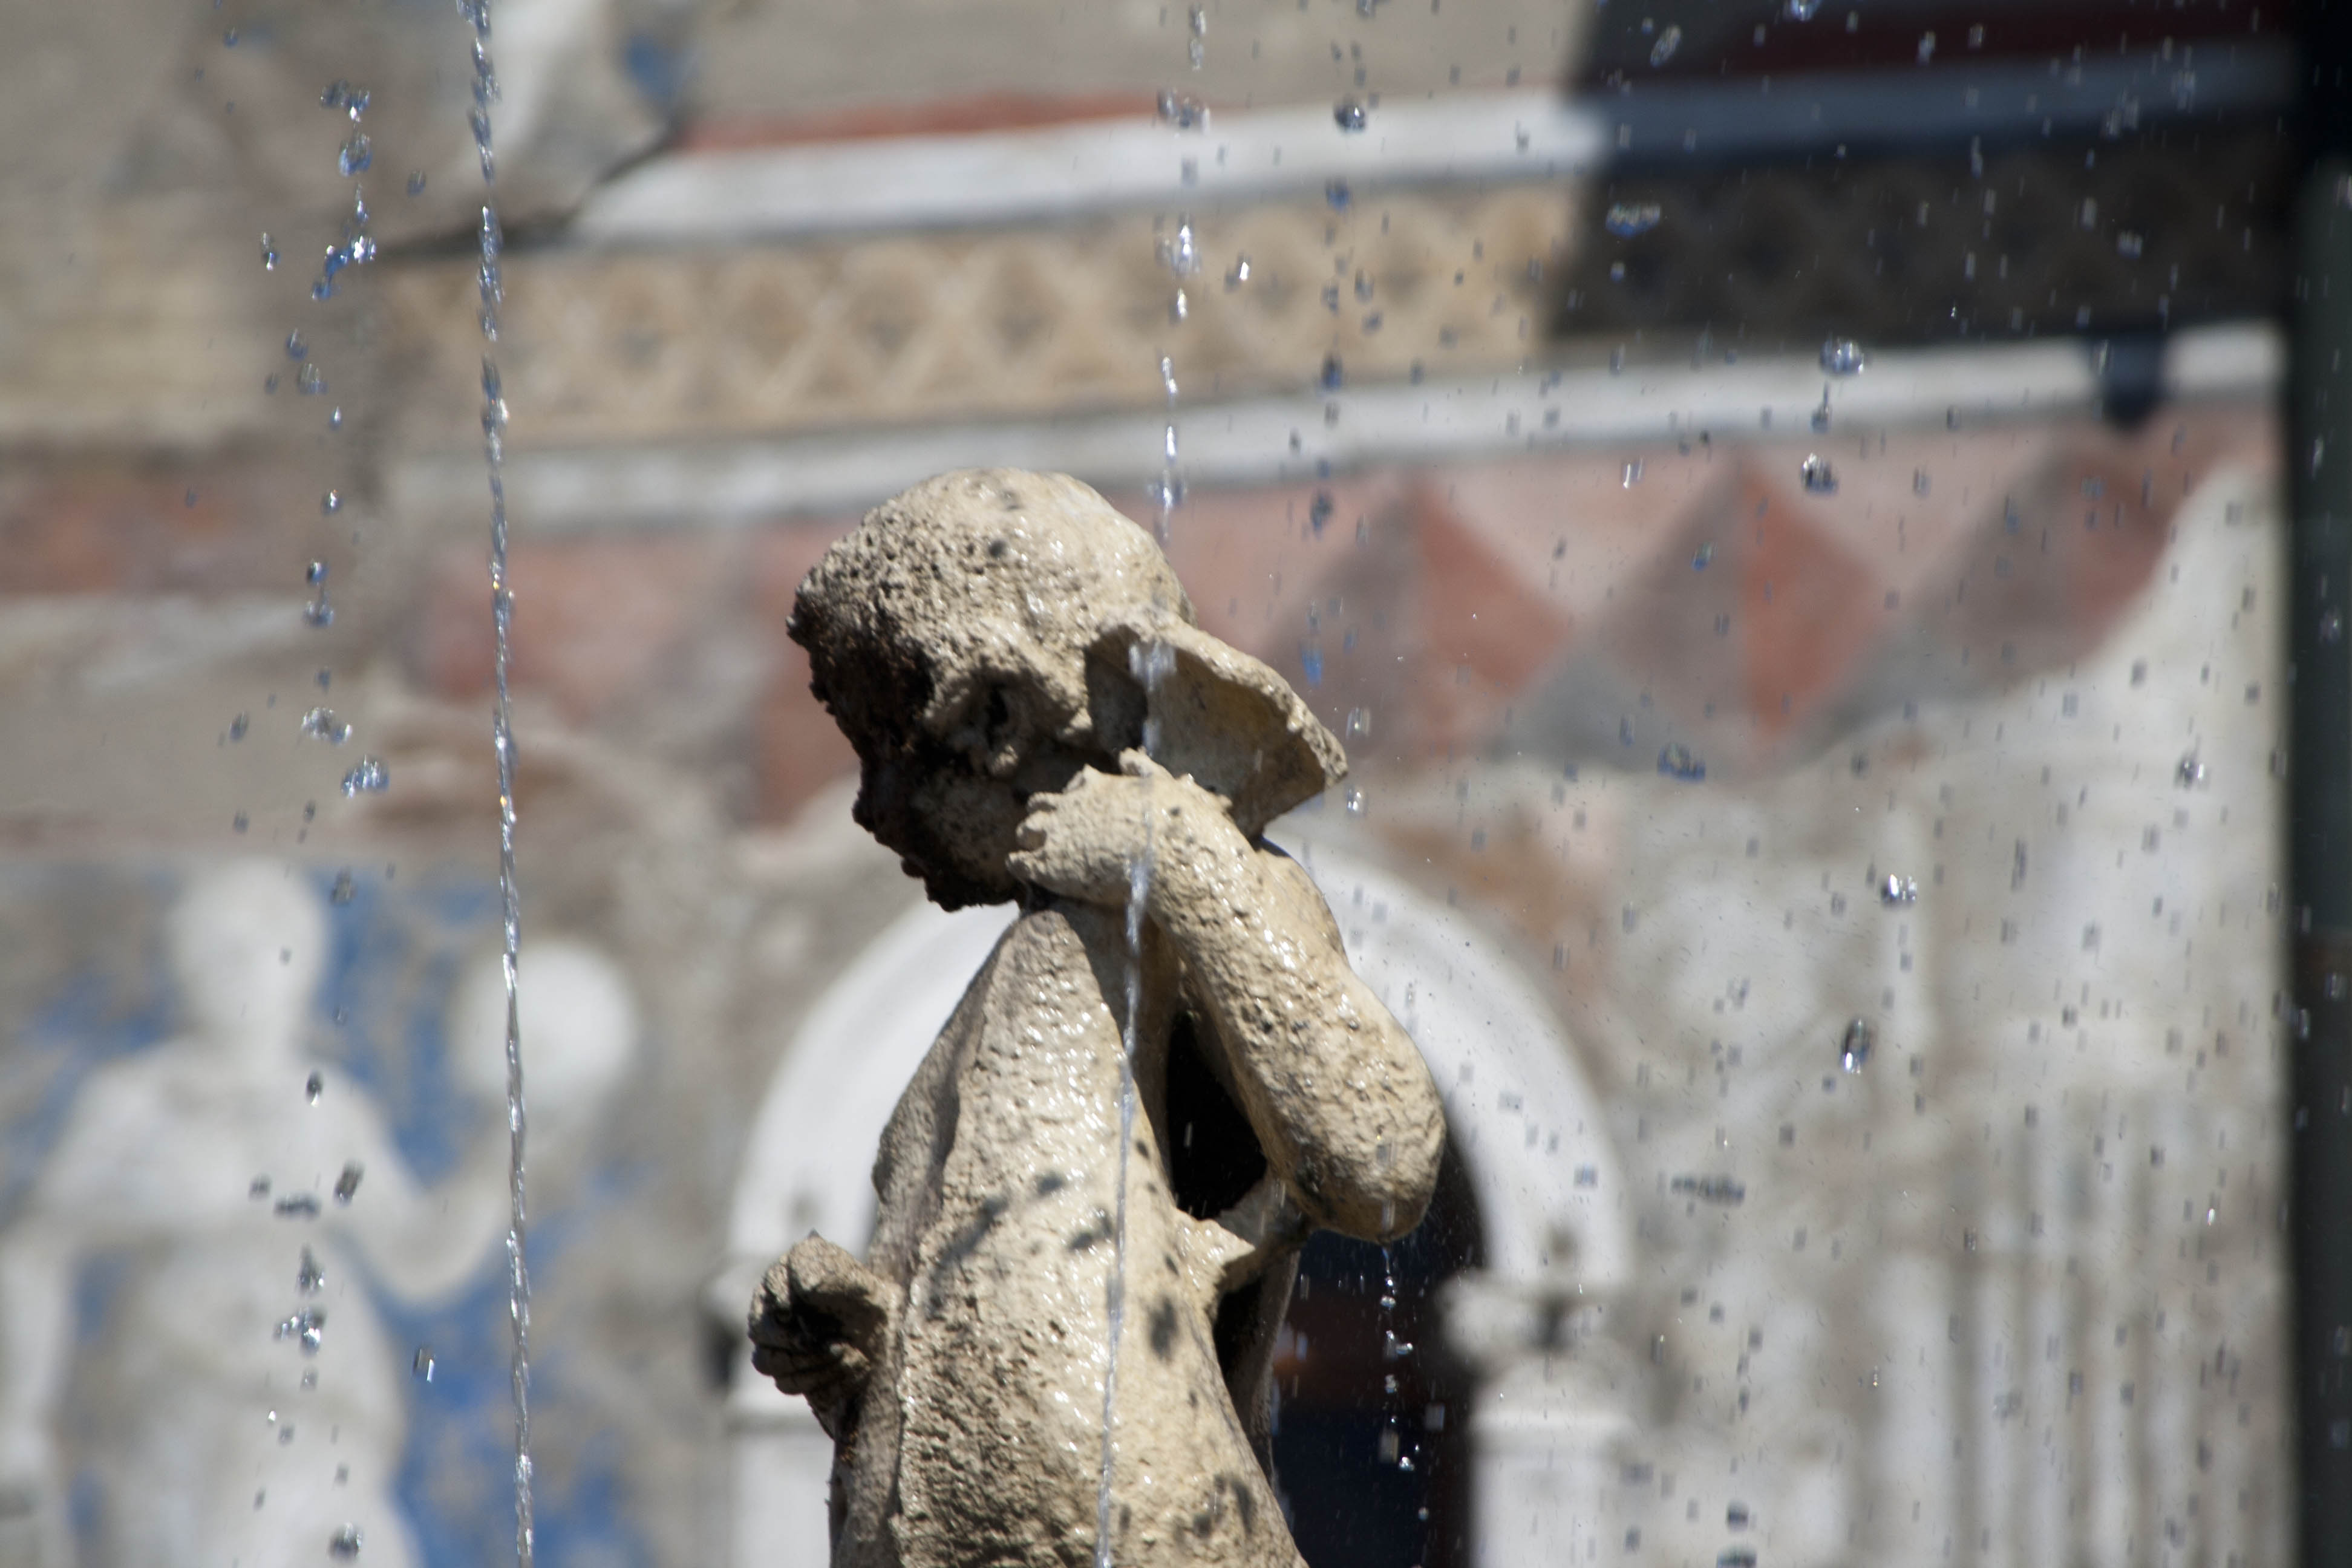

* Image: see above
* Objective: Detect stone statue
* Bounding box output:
[749,470,1446,1567]
[0,864,633,1568]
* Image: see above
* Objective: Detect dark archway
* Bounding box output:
[1270,1137,1484,1568]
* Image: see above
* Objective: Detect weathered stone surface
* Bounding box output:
[750,469,1444,1566]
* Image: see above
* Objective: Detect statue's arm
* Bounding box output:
[1151,809,1443,1243]
[748,959,987,1425]
[0,1220,70,1492]
[332,1104,511,1304]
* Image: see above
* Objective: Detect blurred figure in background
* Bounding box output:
[0,862,633,1568]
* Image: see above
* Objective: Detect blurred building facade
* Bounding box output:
[0,0,2301,1564]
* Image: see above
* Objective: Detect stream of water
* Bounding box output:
[456,2,537,1561]
[1093,38,1203,1549]
[1093,638,1174,1568]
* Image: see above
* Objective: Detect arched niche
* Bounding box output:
[719,837,1632,1567]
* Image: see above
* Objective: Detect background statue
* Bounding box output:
[748,469,1448,1567]
[0,861,632,1568]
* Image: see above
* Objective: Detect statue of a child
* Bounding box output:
[750,470,1445,1568]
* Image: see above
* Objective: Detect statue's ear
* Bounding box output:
[1091,619,1347,838]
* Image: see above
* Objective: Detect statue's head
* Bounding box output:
[170,859,326,1050]
[790,469,1345,907]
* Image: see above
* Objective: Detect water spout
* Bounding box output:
[457,0,537,1558]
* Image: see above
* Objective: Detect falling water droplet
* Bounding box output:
[302,707,352,743]
[1156,90,1207,129]
[321,489,342,515]
[1880,874,1918,904]
[1819,338,1866,376]
[1164,218,1200,275]
[274,1192,321,1219]
[330,870,358,905]
[275,1307,328,1354]
[340,757,390,795]
[260,233,279,270]
[229,713,250,742]
[1622,459,1644,488]
[2324,609,2345,645]
[304,597,336,629]
[1225,255,1252,288]
[1603,201,1663,237]
[1670,1174,1745,1204]
[1800,454,1838,494]
[1345,787,1367,817]
[334,1161,364,1204]
[1727,1502,1752,1530]
[1333,97,1368,131]
[1840,1018,1873,1072]
[1657,744,1706,782]
[1913,469,1931,495]
[1308,490,1334,534]
[1325,178,1351,211]
[328,1524,364,1560]
[413,1347,436,1381]
[298,1246,327,1295]
[2177,753,2206,788]
[1345,707,1371,739]
[1319,354,1344,392]
[1648,23,1682,65]
[338,134,373,177]
[297,364,325,396]
[305,1071,324,1103]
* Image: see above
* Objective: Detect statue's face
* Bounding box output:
[848,664,1106,910]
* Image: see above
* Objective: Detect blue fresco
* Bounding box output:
[0,862,645,1568]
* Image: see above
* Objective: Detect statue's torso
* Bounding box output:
[838,906,1298,1568]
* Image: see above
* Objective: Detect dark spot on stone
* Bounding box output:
[1229,1478,1256,1534]
[924,1194,1007,1318]
[1193,1511,1215,1538]
[1149,1296,1178,1359]
[1035,1172,1065,1196]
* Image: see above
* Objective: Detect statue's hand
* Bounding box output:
[0,1423,62,1560]
[747,1234,895,1437]
[1010,751,1238,908]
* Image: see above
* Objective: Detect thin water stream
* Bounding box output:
[1094,47,1200,1553]
[1092,817,1151,1568]
[1092,636,1177,1568]
[457,1,537,1561]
